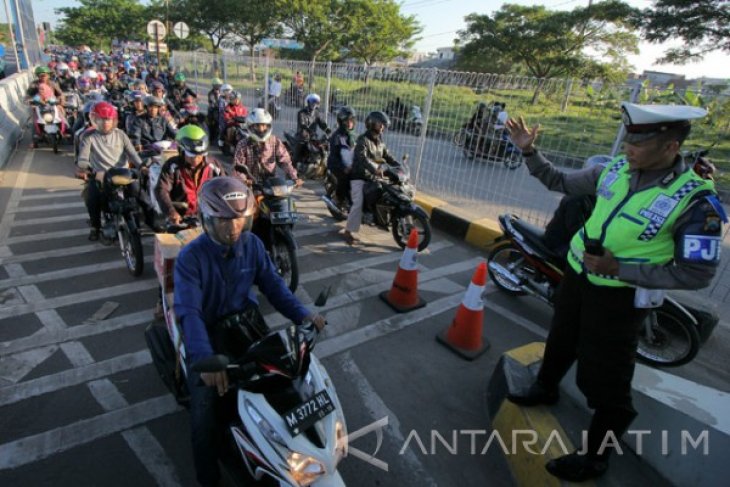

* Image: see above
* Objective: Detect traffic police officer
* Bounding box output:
[504,102,726,482]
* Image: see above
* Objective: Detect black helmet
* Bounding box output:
[336,106,356,128]
[365,111,390,131]
[477,102,488,110]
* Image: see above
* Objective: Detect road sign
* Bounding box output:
[147,20,166,40]
[173,22,190,40]
[147,41,168,53]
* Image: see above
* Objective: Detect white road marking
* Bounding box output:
[60,341,96,367]
[0,257,154,289]
[4,227,89,245]
[0,279,159,320]
[0,394,181,469]
[19,190,80,201]
[0,349,152,406]
[318,292,465,359]
[0,310,153,356]
[83,301,120,324]
[10,213,80,227]
[484,296,549,339]
[0,150,34,242]
[7,201,86,214]
[0,243,105,264]
[335,353,438,486]
[3,263,27,278]
[0,346,58,384]
[121,426,184,487]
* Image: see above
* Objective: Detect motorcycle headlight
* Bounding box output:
[43,113,54,123]
[246,401,286,447]
[265,185,293,197]
[287,452,325,486]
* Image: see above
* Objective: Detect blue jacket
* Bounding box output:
[174,232,310,364]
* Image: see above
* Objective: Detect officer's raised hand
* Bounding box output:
[506,116,540,152]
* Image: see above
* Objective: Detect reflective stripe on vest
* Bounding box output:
[567,156,714,287]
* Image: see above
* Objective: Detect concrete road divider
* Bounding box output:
[0,71,33,169]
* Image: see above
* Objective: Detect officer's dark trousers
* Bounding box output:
[537,266,649,459]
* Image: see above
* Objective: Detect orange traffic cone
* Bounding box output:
[379,229,427,313]
[436,261,490,360]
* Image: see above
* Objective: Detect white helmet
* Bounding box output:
[305,93,320,107]
[246,108,273,143]
[83,69,98,80]
[220,83,233,95]
[56,62,70,73]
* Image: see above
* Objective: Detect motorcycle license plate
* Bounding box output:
[283,390,336,436]
[44,124,58,134]
[271,211,297,222]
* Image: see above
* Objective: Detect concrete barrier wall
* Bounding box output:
[0,71,33,169]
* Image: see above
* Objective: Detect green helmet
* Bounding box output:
[176,125,209,155]
[212,77,223,88]
[35,66,52,76]
[174,72,186,83]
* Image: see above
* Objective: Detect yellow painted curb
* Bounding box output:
[465,217,503,250]
[414,194,447,217]
[505,342,546,367]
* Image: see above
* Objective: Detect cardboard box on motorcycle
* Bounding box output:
[154,227,202,294]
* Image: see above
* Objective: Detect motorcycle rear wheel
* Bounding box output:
[392,212,431,251]
[119,221,144,276]
[487,242,529,296]
[272,229,299,292]
[636,306,700,367]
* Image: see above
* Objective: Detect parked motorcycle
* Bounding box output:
[30,96,63,153]
[284,132,329,180]
[144,286,347,486]
[462,129,523,170]
[95,168,145,276]
[321,157,432,251]
[487,213,718,367]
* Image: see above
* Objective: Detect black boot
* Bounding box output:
[507,380,559,406]
[546,451,608,482]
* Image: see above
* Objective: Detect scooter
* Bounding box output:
[256,88,281,119]
[321,157,432,251]
[31,96,64,153]
[462,128,523,170]
[487,213,719,367]
[145,268,347,486]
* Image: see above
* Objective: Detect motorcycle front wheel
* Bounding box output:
[636,305,701,367]
[392,212,431,251]
[118,219,144,276]
[486,242,529,296]
[503,152,523,170]
[272,229,299,292]
[52,133,59,154]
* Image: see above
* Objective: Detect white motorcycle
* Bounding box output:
[31,95,64,153]
[145,286,347,486]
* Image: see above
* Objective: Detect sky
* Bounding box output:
[25,0,730,79]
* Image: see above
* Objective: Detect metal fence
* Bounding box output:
[171,50,730,304]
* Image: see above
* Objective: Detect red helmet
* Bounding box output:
[92,101,118,120]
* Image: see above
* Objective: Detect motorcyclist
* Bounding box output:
[55,63,77,92]
[327,106,357,206]
[145,67,163,88]
[104,70,127,94]
[220,91,248,151]
[76,101,142,241]
[170,72,197,110]
[27,66,67,138]
[343,111,400,245]
[174,176,326,487]
[128,95,177,151]
[294,93,330,163]
[150,81,180,120]
[233,108,301,185]
[207,78,223,141]
[155,125,223,225]
[216,83,234,145]
[124,90,146,134]
[386,97,408,130]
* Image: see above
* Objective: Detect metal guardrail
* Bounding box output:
[171,50,730,304]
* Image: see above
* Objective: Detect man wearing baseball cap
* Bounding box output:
[504,103,726,481]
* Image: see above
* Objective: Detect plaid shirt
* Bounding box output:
[233,136,298,182]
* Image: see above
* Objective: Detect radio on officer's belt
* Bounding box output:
[584,238,604,256]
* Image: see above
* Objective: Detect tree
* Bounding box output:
[54,0,147,50]
[455,1,639,103]
[344,0,421,70]
[230,3,283,82]
[637,0,730,64]
[177,0,238,74]
[276,0,350,64]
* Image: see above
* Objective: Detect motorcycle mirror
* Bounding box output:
[314,286,331,307]
[191,354,230,373]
